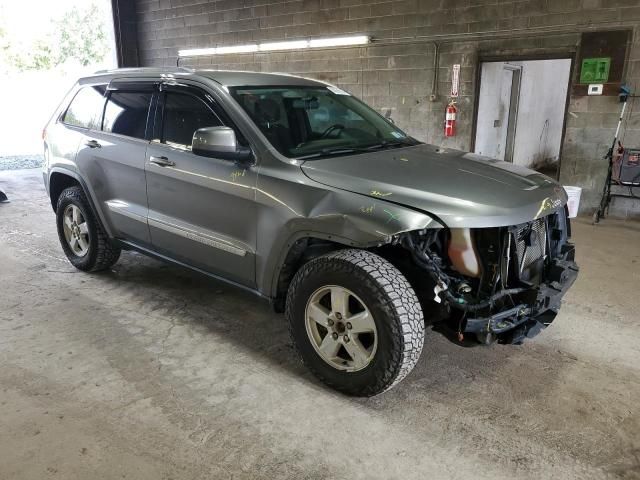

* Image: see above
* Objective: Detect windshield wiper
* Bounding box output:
[295,139,417,160]
[295,147,361,160]
[362,139,416,151]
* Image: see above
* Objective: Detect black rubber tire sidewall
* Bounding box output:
[56,187,100,271]
[287,250,424,396]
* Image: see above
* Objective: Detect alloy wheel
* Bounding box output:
[62,204,90,257]
[305,285,378,372]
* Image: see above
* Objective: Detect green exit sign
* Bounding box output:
[580,57,611,83]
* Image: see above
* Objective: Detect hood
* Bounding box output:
[300,144,567,228]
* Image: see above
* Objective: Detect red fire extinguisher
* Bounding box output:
[444,101,457,137]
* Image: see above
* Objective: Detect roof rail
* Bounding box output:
[92,66,194,75]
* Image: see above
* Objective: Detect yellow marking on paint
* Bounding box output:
[370,190,392,197]
[535,197,562,218]
[230,170,246,182]
[360,205,375,215]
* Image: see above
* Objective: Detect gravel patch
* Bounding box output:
[0,155,44,171]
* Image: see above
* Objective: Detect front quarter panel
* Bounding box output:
[254,161,443,297]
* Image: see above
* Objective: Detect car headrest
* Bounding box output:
[254,98,281,124]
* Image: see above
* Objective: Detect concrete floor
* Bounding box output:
[1,168,639,480]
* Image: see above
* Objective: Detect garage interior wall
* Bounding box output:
[133,0,640,217]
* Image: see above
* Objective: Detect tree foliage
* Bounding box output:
[56,3,110,67]
[0,1,111,71]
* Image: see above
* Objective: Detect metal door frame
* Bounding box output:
[503,63,522,163]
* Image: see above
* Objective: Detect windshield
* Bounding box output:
[229,85,420,159]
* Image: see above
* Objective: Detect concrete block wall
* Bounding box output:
[134,0,640,217]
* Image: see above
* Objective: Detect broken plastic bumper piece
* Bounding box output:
[464,258,579,344]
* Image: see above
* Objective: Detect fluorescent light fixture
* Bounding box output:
[259,40,309,52]
[178,44,257,57]
[216,44,258,54]
[178,47,217,57]
[178,35,370,57]
[309,35,369,48]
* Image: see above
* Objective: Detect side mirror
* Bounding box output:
[192,126,253,165]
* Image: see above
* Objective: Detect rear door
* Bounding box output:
[145,83,257,288]
[51,84,106,193]
[75,81,156,245]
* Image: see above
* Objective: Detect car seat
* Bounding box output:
[253,98,293,154]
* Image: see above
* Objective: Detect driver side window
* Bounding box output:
[162,92,222,149]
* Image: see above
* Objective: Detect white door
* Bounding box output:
[474,63,521,161]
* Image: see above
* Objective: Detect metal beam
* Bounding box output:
[111,0,139,67]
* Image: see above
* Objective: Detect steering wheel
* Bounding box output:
[320,124,345,139]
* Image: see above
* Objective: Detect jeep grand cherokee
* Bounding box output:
[43,68,578,396]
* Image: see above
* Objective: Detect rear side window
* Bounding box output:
[102,91,153,140]
[162,92,223,148]
[62,86,105,129]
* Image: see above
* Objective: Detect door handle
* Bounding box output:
[85,139,101,148]
[149,155,175,167]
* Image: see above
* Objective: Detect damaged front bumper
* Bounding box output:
[464,256,579,344]
[399,207,578,345]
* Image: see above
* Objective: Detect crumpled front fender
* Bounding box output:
[303,189,444,246]
[256,179,444,297]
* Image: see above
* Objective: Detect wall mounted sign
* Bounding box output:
[573,30,630,96]
[580,57,611,84]
[451,64,460,98]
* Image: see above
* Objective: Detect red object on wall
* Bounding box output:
[444,102,456,137]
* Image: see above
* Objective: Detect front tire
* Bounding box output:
[56,186,121,272]
[286,249,425,396]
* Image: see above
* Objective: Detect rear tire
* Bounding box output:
[56,186,120,272]
[286,249,425,396]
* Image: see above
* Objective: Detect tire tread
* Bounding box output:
[286,248,425,396]
[56,186,120,272]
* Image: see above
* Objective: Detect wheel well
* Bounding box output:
[273,234,445,321]
[49,172,80,210]
[273,237,345,312]
[373,242,444,322]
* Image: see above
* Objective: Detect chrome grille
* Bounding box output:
[515,217,547,272]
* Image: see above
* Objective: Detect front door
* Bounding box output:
[145,84,257,288]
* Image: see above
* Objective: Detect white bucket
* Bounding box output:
[563,186,582,218]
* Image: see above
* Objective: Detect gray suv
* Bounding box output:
[43,68,578,396]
